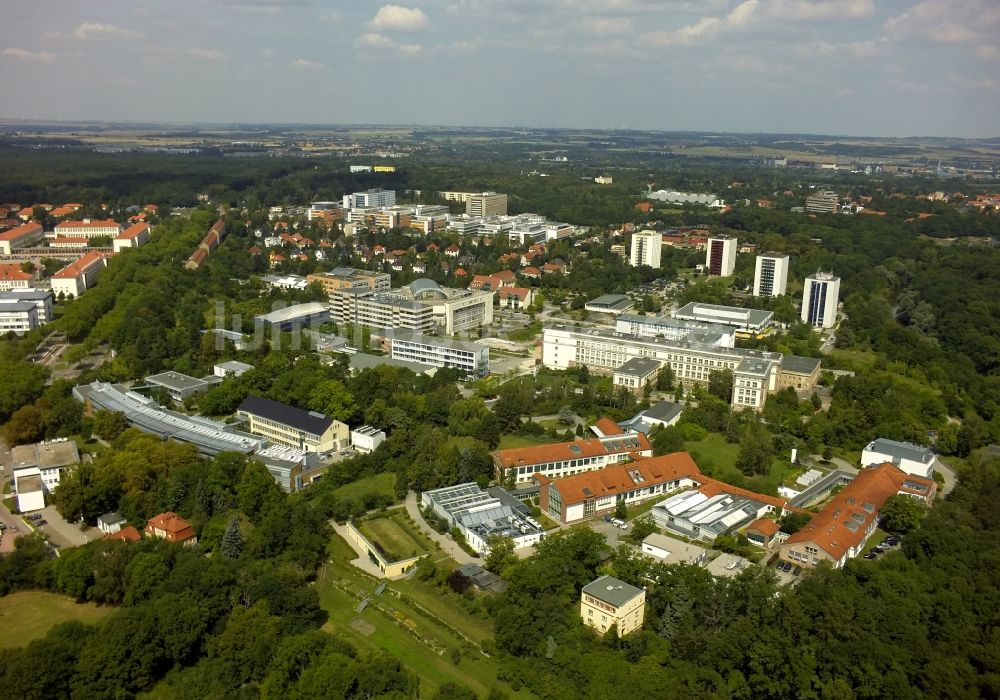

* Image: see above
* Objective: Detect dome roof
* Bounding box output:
[408,278,447,299]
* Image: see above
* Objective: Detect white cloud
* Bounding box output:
[71,22,144,40]
[719,53,791,73]
[290,58,325,70]
[886,79,931,94]
[2,47,56,64]
[767,0,873,21]
[641,0,758,46]
[370,5,430,32]
[885,0,1000,43]
[580,16,633,35]
[188,48,227,61]
[357,32,423,56]
[793,40,881,58]
[357,32,397,49]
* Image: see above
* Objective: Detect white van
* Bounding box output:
[610,518,629,530]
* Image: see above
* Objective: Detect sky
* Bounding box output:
[0,0,998,137]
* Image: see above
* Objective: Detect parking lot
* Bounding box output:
[30,505,101,550]
[586,517,630,548]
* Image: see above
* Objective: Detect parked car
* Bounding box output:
[36,520,47,526]
[781,561,793,572]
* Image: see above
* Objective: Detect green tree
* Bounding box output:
[307,379,356,423]
[879,494,925,534]
[736,425,773,476]
[1,404,45,445]
[656,365,675,391]
[614,499,628,520]
[484,534,517,577]
[221,515,245,559]
[708,369,734,402]
[93,409,129,441]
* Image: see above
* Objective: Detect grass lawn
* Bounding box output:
[507,321,542,342]
[498,434,554,449]
[685,432,794,495]
[358,514,430,561]
[0,591,113,649]
[860,529,888,556]
[317,535,534,698]
[331,473,397,503]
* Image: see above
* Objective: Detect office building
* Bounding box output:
[651,479,790,543]
[466,192,508,218]
[616,314,735,347]
[861,438,938,479]
[213,360,254,378]
[0,263,33,291]
[0,222,43,254]
[779,463,936,569]
[776,355,822,390]
[145,371,218,402]
[50,251,109,298]
[581,575,646,636]
[542,325,813,410]
[351,425,386,453]
[618,400,684,435]
[801,272,840,328]
[0,299,38,334]
[307,201,344,227]
[0,289,53,325]
[237,395,348,455]
[438,191,479,203]
[254,302,330,332]
[647,189,723,207]
[307,267,391,294]
[612,357,662,395]
[492,431,651,486]
[629,230,662,268]
[706,235,737,276]
[330,279,493,336]
[753,252,789,297]
[805,190,839,214]
[113,222,151,253]
[73,382,264,456]
[537,452,701,524]
[672,302,774,337]
[385,329,490,379]
[421,482,545,555]
[11,440,80,512]
[343,189,396,209]
[585,294,635,315]
[54,219,122,239]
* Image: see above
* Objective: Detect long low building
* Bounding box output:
[543,324,816,410]
[329,279,493,336]
[493,430,652,487]
[72,382,323,492]
[672,302,774,337]
[779,463,936,569]
[421,482,545,554]
[237,395,348,455]
[861,438,937,479]
[255,302,330,332]
[382,329,489,379]
[0,289,53,325]
[51,251,109,298]
[74,382,263,455]
[616,314,735,348]
[0,299,38,334]
[0,222,43,255]
[536,452,702,524]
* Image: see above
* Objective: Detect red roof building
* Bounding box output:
[779,463,935,569]
[145,512,197,545]
[106,525,141,543]
[494,432,651,487]
[537,452,702,524]
[0,263,33,290]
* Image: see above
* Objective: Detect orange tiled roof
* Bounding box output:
[540,451,701,504]
[55,219,120,230]
[783,463,921,561]
[106,525,141,543]
[498,286,530,301]
[698,478,789,511]
[117,222,150,240]
[494,433,650,470]
[747,517,780,537]
[0,222,42,243]
[0,263,33,283]
[145,512,195,542]
[594,417,624,436]
[52,251,107,279]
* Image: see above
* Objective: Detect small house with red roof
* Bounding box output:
[145,512,197,545]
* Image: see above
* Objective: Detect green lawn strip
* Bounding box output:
[859,529,888,556]
[0,591,113,649]
[389,576,494,645]
[358,517,428,561]
[317,563,527,698]
[498,434,555,449]
[331,473,397,503]
[685,432,792,495]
